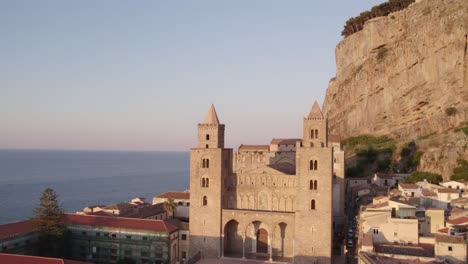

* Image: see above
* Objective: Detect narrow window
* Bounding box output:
[206,178,209,187]
[203,196,208,206]
[202,159,206,168]
[314,160,318,170]
[206,134,210,140]
[310,129,314,139]
[448,246,452,251]
[310,180,314,190]
[310,142,314,147]
[311,199,316,210]
[206,159,209,168]
[314,180,318,190]
[202,178,206,187]
[206,144,209,148]
[309,160,314,170]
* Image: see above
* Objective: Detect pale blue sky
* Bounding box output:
[1,1,385,151]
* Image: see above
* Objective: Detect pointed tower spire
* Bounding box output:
[307,101,324,119]
[204,104,220,124]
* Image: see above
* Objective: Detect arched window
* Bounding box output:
[206,178,209,187]
[310,142,314,147]
[206,144,209,148]
[314,180,318,190]
[202,196,208,206]
[315,129,318,138]
[206,159,209,168]
[178,202,183,206]
[309,160,314,170]
[314,160,318,170]
[202,178,206,187]
[310,180,313,190]
[206,134,210,140]
[310,129,314,139]
[311,199,316,210]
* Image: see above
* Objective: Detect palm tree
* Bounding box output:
[163,198,177,219]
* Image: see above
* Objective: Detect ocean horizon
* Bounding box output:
[0,149,190,224]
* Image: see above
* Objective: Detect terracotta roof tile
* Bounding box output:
[270,138,301,145]
[447,216,468,226]
[0,253,91,264]
[0,220,36,240]
[124,203,166,219]
[65,213,177,233]
[437,188,459,194]
[238,145,269,151]
[267,162,296,175]
[435,234,465,244]
[155,191,190,200]
[399,183,418,189]
[374,195,387,200]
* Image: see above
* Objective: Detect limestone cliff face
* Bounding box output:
[323,0,468,140]
[322,0,468,179]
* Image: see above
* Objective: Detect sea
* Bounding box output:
[0,149,190,224]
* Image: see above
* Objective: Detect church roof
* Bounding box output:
[270,138,301,145]
[307,101,324,119]
[238,145,270,151]
[204,104,220,124]
[267,162,296,175]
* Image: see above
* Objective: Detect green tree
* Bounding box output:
[163,198,177,219]
[32,188,65,257]
[405,171,443,184]
[450,159,468,181]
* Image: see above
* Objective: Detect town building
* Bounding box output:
[0,214,180,264]
[153,191,190,220]
[188,103,344,263]
[0,220,39,256]
[0,253,92,264]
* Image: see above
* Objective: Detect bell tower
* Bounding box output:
[294,101,333,263]
[197,104,225,149]
[303,101,328,148]
[189,104,232,259]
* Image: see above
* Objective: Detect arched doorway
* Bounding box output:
[224,220,242,257]
[256,228,268,253]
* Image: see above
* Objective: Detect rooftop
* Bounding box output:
[0,220,36,241]
[238,145,269,151]
[374,243,434,258]
[267,162,296,175]
[103,202,136,211]
[0,254,91,264]
[437,188,459,194]
[65,213,177,233]
[154,191,190,200]
[270,138,301,145]
[124,203,166,219]
[399,183,418,189]
[447,216,468,226]
[435,234,466,244]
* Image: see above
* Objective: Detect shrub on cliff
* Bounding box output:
[450,159,468,181]
[344,135,392,147]
[342,0,415,37]
[404,171,443,184]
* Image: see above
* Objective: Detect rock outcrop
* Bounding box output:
[323,0,468,139]
[322,0,468,179]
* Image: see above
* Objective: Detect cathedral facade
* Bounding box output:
[189,102,345,264]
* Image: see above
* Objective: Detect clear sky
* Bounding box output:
[1,1,385,151]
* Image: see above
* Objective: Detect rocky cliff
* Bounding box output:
[322,0,468,179]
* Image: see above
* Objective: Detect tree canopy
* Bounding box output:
[404,171,443,184]
[163,198,177,219]
[32,188,65,237]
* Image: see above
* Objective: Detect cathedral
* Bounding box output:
[189,102,345,264]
